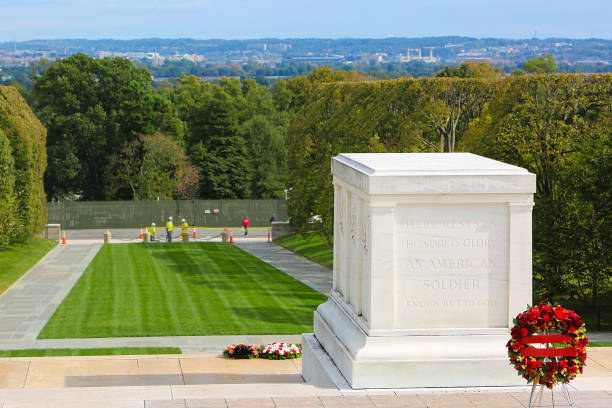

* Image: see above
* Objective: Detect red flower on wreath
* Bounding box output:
[507,303,588,389]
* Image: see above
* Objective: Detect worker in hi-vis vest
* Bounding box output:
[181,218,189,239]
[166,217,174,242]
[148,222,157,241]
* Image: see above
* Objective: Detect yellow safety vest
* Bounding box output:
[166,221,174,231]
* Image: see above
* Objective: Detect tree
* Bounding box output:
[523,54,557,73]
[435,61,503,79]
[421,78,495,152]
[33,54,183,200]
[190,93,252,199]
[561,116,611,330]
[462,74,612,308]
[105,132,198,200]
[242,115,287,199]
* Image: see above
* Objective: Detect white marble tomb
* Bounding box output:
[302,153,536,389]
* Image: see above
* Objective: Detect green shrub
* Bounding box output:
[0,129,16,247]
[0,86,47,243]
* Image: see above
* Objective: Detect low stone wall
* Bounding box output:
[271,221,295,241]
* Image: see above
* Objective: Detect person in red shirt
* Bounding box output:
[242,215,250,236]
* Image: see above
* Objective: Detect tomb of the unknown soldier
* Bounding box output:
[303,152,537,389]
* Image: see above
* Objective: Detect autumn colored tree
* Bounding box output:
[105,132,198,200]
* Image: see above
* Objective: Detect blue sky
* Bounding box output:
[0,0,610,41]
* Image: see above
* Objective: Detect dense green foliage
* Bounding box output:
[464,74,611,329]
[288,77,494,239]
[0,86,47,245]
[0,347,181,357]
[33,54,184,200]
[105,132,199,200]
[523,54,558,73]
[34,55,302,201]
[39,243,327,338]
[288,74,611,329]
[0,237,56,294]
[275,233,333,269]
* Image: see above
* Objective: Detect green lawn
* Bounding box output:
[39,243,327,338]
[0,347,181,357]
[589,342,612,347]
[275,233,333,269]
[0,237,57,295]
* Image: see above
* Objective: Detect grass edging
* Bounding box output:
[0,347,181,357]
[275,233,332,269]
[588,342,612,347]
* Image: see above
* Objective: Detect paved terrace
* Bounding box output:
[0,348,609,407]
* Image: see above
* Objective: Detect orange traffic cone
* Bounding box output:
[267,228,271,243]
[192,227,196,239]
[61,232,66,245]
[229,231,234,244]
[139,229,143,240]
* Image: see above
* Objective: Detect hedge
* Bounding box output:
[0,86,47,245]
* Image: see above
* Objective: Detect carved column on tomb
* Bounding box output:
[348,194,363,315]
[507,201,534,326]
[333,183,342,291]
[360,203,371,322]
[342,189,351,304]
[368,200,395,330]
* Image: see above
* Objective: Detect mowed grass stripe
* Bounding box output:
[148,244,186,333]
[181,244,245,331]
[38,243,327,338]
[216,244,307,328]
[165,244,224,332]
[212,244,272,329]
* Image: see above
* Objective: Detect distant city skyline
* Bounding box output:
[1,0,610,42]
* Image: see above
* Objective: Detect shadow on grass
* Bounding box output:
[146,243,328,301]
[220,306,320,327]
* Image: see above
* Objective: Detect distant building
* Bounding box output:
[267,43,291,52]
[398,48,439,63]
[287,55,344,63]
[246,43,267,52]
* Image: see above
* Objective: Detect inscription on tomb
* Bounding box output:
[394,204,509,329]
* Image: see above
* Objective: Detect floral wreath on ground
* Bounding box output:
[507,302,588,389]
[223,344,259,359]
[260,342,302,360]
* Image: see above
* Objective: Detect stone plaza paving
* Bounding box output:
[0,232,609,406]
[0,349,609,407]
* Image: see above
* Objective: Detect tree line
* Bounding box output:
[28,54,365,202]
[287,71,611,329]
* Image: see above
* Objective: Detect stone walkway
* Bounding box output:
[0,243,101,342]
[235,241,332,295]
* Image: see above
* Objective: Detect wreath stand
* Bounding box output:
[523,332,576,408]
[527,376,574,408]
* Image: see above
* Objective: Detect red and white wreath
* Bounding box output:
[260,342,302,359]
[507,303,588,388]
